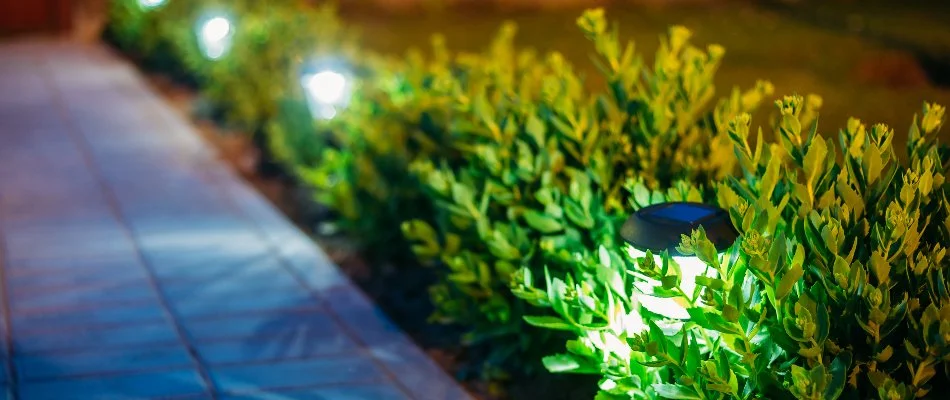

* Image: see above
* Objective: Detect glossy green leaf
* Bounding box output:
[524,315,575,331]
[652,384,702,400]
[523,210,564,233]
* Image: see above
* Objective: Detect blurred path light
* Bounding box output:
[139,0,167,9]
[306,71,347,104]
[300,61,354,120]
[197,15,233,60]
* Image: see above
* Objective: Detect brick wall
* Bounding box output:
[0,0,73,34]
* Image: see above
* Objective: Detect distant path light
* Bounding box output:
[196,15,233,60]
[305,71,347,104]
[202,17,231,44]
[139,0,166,9]
[621,202,738,321]
[299,62,354,120]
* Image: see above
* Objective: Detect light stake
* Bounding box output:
[620,202,738,321]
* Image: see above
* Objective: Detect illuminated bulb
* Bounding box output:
[300,67,352,120]
[626,246,719,320]
[304,71,347,105]
[139,0,166,9]
[201,17,231,44]
[197,16,233,60]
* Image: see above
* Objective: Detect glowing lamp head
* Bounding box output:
[197,15,233,60]
[300,64,353,120]
[138,0,166,9]
[620,202,738,322]
[305,71,347,105]
[202,17,231,43]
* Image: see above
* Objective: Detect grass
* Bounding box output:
[342,1,950,143]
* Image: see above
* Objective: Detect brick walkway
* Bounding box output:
[0,40,470,400]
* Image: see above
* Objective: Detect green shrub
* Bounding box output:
[147,0,355,131]
[266,41,459,255]
[106,0,195,81]
[402,9,774,379]
[269,22,564,256]
[111,3,950,397]
[106,0,166,54]
[514,98,948,399]
[149,0,211,77]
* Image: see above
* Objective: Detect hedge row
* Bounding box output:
[108,1,949,398]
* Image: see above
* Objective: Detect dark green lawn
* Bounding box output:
[344,1,950,143]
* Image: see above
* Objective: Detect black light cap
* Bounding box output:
[620,202,738,257]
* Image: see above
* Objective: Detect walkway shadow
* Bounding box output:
[241,306,349,360]
[6,350,210,399]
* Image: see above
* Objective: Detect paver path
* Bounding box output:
[0,39,471,400]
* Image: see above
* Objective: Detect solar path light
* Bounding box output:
[299,59,353,120]
[196,14,234,60]
[620,202,739,320]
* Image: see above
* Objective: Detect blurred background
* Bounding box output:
[2,0,948,141]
